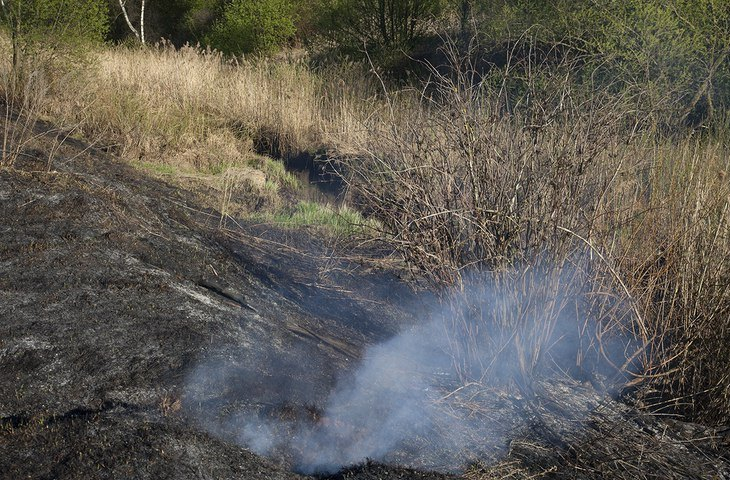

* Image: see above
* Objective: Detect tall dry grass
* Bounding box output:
[9,41,378,218]
[45,43,323,171]
[616,138,730,421]
[32,42,381,176]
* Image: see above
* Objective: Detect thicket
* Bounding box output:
[93,0,730,125]
[206,0,297,55]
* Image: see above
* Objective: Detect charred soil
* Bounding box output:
[1,117,728,479]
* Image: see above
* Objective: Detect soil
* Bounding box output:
[1,117,729,479]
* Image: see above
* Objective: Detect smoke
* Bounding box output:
[185,268,637,474]
[285,319,450,472]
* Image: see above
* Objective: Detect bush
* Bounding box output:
[332,38,730,422]
[0,0,108,54]
[319,0,444,53]
[205,0,297,55]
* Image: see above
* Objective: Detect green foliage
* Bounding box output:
[145,0,202,44]
[291,0,328,43]
[206,0,297,55]
[473,0,569,39]
[179,0,222,43]
[471,0,730,125]
[669,0,730,119]
[572,0,730,124]
[574,2,696,118]
[1,0,108,49]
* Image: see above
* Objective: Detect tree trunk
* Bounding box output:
[140,0,145,44]
[0,0,20,72]
[118,0,142,43]
[459,0,474,53]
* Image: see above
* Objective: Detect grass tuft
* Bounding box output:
[267,201,379,236]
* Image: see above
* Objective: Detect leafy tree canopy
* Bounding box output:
[205,0,297,55]
[1,0,108,47]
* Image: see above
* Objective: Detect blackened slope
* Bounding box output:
[0,118,424,480]
[1,406,300,480]
[317,460,457,480]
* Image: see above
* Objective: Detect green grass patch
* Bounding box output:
[134,161,179,175]
[267,201,379,236]
[246,155,300,190]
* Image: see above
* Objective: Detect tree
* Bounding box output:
[466,0,730,125]
[206,0,297,55]
[0,0,108,68]
[320,0,445,52]
[564,0,730,124]
[671,0,730,121]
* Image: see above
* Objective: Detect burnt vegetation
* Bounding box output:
[2,0,730,479]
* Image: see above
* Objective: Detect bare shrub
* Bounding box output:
[333,36,730,421]
[0,65,41,167]
[0,34,100,169]
[332,39,645,383]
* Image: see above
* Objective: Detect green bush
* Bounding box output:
[205,0,296,55]
[0,0,108,51]
[472,0,730,126]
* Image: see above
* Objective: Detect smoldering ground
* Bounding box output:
[184,266,638,475]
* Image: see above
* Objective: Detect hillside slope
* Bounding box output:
[0,118,434,479]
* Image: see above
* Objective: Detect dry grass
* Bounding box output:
[46,44,317,169]
[0,40,375,219]
[615,138,730,422]
[15,41,379,222]
[39,42,377,174]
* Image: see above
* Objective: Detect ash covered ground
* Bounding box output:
[1,118,729,479]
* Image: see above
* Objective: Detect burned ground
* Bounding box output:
[1,120,728,479]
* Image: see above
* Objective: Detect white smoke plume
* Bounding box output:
[186,270,634,474]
